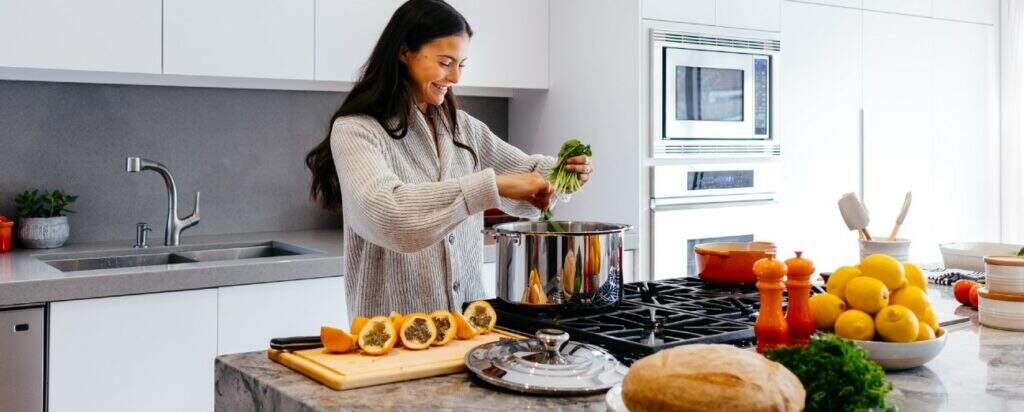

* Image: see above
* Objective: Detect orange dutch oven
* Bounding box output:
[694,241,777,285]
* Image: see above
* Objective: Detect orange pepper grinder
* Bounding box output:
[753,251,789,352]
[784,251,816,346]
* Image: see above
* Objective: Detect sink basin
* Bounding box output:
[45,252,198,272]
[175,245,300,262]
[39,241,318,272]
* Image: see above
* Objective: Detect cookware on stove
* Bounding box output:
[694,241,776,285]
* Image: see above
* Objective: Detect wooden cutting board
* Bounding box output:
[267,330,520,391]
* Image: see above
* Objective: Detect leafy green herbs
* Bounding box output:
[763,334,893,412]
[1017,246,1024,257]
[542,139,592,226]
[14,189,78,218]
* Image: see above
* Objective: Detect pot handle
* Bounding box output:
[695,247,730,258]
[482,228,521,245]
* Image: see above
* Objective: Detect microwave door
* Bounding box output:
[663,48,757,140]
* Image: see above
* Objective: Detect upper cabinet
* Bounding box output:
[164,0,315,79]
[0,0,161,73]
[445,0,549,89]
[316,0,404,82]
[643,0,780,31]
[862,0,932,17]
[316,0,550,89]
[933,0,998,25]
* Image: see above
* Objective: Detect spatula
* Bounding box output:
[838,192,872,240]
[889,191,912,240]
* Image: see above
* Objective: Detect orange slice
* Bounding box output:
[320,326,356,353]
[464,301,498,333]
[399,313,437,350]
[350,316,369,337]
[452,311,480,340]
[429,310,457,346]
[356,316,397,355]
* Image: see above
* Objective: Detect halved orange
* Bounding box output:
[320,325,356,353]
[464,301,497,334]
[350,316,369,336]
[452,311,480,340]
[399,313,437,350]
[356,316,397,355]
[429,310,457,346]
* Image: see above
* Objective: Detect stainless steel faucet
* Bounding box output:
[126,157,200,246]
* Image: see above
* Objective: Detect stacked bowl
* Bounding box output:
[978,256,1024,331]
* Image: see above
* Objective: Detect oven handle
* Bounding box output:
[650,194,775,211]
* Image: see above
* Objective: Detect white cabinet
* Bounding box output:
[862,0,932,17]
[163,0,315,79]
[481,261,497,299]
[315,0,404,82]
[623,250,637,283]
[643,0,716,25]
[779,1,863,267]
[928,19,1000,247]
[0,0,161,73]
[217,277,347,355]
[933,0,998,25]
[794,0,862,7]
[717,0,781,31]
[49,290,218,412]
[448,0,548,89]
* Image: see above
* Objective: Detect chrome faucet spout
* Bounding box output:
[125,157,201,246]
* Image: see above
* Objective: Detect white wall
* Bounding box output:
[508,0,643,231]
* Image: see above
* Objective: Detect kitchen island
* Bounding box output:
[215,288,1024,411]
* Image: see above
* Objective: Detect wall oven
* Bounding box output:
[651,30,781,158]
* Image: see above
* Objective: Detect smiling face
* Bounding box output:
[401,33,469,111]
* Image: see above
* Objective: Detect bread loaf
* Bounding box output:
[621,344,805,412]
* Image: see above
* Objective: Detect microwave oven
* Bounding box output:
[651,30,781,158]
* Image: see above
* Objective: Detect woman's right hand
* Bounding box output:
[496,172,555,211]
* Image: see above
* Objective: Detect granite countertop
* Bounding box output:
[214,285,1024,411]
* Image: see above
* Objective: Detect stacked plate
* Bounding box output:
[979,256,1024,331]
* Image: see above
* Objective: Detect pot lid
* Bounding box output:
[465,329,628,395]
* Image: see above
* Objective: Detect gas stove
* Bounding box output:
[487,277,798,365]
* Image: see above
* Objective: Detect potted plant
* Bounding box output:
[14,189,78,249]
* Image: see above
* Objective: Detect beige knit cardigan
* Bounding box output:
[330,106,555,317]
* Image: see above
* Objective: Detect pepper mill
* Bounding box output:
[754,251,789,352]
[784,251,816,346]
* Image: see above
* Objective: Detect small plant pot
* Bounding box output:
[18,216,69,249]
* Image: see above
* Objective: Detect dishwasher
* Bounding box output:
[1,306,45,411]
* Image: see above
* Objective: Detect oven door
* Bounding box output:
[651,202,778,281]
[663,47,770,140]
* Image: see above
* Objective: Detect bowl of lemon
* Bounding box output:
[809,254,946,370]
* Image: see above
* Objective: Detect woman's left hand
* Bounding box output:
[564,155,592,184]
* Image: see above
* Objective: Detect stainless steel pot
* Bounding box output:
[484,221,632,309]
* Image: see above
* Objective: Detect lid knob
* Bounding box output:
[535,329,570,365]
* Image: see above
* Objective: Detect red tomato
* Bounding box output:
[969,283,980,308]
[953,280,977,306]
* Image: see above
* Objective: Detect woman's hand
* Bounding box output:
[496,172,555,210]
[564,155,592,184]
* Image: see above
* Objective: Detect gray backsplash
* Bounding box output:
[0,80,508,244]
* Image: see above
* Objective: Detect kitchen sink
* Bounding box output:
[39,241,317,272]
[44,252,198,272]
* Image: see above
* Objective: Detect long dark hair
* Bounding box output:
[306,0,475,212]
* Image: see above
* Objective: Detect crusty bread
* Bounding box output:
[621,344,805,412]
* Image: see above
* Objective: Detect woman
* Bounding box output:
[306,0,592,317]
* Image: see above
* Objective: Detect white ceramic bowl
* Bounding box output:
[984,256,1024,295]
[860,238,910,262]
[852,332,947,370]
[940,242,1024,271]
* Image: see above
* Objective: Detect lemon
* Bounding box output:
[875,305,920,342]
[845,276,890,315]
[919,306,939,331]
[835,310,875,341]
[859,254,907,290]
[917,323,936,341]
[809,293,847,331]
[890,286,931,320]
[826,266,863,298]
[904,263,927,291]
